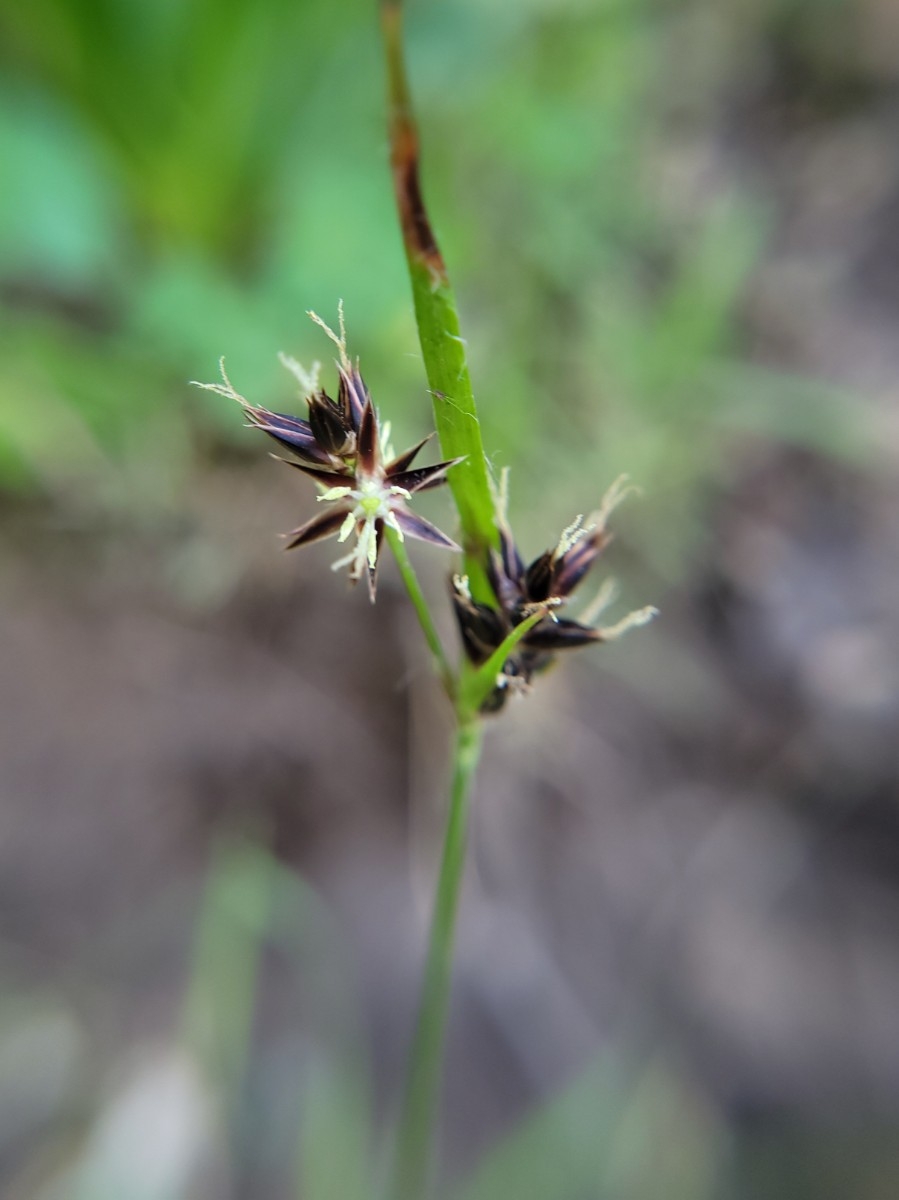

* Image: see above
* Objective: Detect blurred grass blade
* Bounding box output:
[451,1060,619,1200]
[297,1059,371,1200]
[181,837,275,1127]
[381,0,497,592]
[452,1054,723,1200]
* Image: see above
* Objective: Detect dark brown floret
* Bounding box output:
[193,347,463,602]
[453,489,655,712]
[307,389,355,457]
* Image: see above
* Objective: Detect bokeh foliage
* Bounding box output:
[0,0,859,557]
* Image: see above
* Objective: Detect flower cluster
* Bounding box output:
[452,476,658,712]
[195,308,462,601]
[195,305,656,712]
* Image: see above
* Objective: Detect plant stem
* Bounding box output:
[381,0,497,601]
[385,525,455,697]
[390,718,484,1200]
[381,5,494,1194]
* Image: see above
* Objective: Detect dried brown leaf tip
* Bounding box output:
[452,474,658,712]
[194,303,462,601]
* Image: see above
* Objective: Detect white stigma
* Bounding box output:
[554,514,593,560]
[598,605,659,640]
[307,300,351,371]
[590,474,640,532]
[279,352,321,399]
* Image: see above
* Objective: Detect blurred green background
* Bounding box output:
[2,0,899,1197]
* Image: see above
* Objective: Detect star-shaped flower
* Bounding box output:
[195,307,463,600]
[452,475,658,711]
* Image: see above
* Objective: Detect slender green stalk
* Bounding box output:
[390,719,484,1200]
[385,525,455,697]
[380,4,503,1194]
[381,0,497,602]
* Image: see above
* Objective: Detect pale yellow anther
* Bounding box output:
[319,486,353,502]
[365,524,379,570]
[385,510,405,541]
[453,573,472,602]
[338,513,356,543]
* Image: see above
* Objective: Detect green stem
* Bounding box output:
[381,5,495,1194]
[390,718,484,1200]
[385,525,455,697]
[381,0,497,602]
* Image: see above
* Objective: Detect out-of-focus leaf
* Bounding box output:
[453,1054,724,1200]
[295,1058,371,1200]
[0,85,124,286]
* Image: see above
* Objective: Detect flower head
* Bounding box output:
[194,305,462,600]
[452,474,658,712]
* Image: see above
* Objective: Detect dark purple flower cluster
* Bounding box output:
[196,331,462,601]
[452,481,657,712]
[196,309,656,707]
